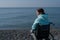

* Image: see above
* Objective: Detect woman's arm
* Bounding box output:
[32,18,40,33]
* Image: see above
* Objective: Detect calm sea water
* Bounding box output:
[0,7,60,29]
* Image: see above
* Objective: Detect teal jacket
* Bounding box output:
[32,14,50,30]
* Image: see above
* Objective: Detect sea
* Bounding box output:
[0,7,60,30]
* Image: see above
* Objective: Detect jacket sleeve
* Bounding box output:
[32,18,40,30]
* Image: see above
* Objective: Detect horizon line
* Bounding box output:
[0,7,59,8]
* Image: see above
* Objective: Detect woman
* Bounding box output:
[31,8,50,40]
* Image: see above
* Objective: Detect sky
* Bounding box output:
[0,0,60,7]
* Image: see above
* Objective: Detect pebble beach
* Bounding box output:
[0,28,60,40]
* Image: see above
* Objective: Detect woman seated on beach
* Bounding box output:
[31,8,51,40]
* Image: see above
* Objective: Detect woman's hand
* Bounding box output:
[30,30,35,33]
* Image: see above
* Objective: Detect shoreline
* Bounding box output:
[0,28,31,30]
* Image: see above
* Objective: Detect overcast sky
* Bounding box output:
[0,0,60,7]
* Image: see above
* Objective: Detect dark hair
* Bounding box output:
[37,8,45,14]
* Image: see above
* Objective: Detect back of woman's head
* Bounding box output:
[37,8,45,14]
